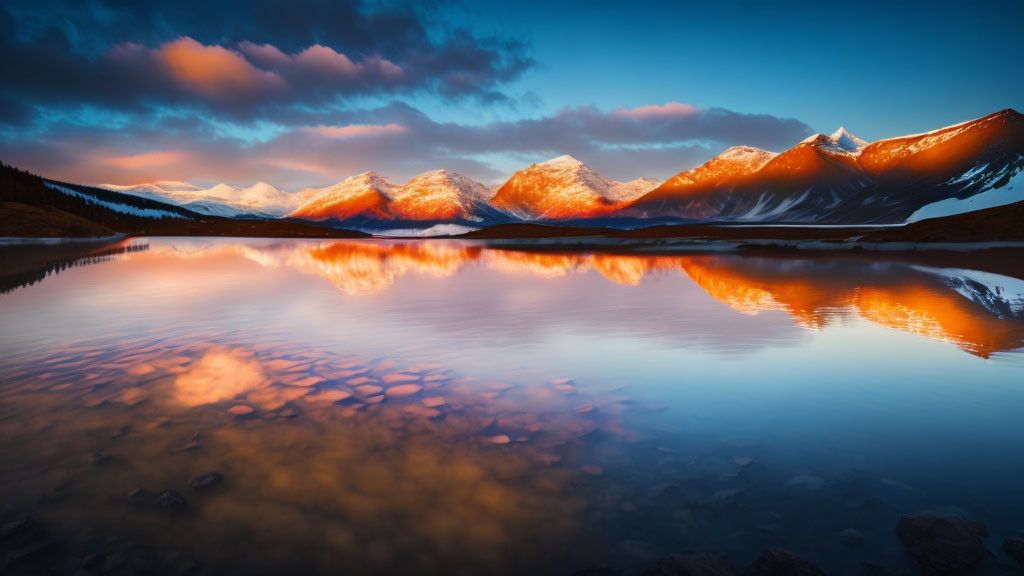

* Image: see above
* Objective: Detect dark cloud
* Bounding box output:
[0,0,534,122]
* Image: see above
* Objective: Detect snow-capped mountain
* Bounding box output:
[97,109,1023,226]
[831,109,1024,223]
[102,181,202,195]
[489,155,661,219]
[101,180,303,217]
[622,109,1024,223]
[287,172,397,220]
[287,170,501,222]
[388,170,497,221]
[619,146,780,219]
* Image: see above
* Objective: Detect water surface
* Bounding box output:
[1,237,1023,574]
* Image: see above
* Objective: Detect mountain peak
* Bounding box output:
[829,127,868,152]
[207,183,240,194]
[539,155,584,169]
[718,145,777,162]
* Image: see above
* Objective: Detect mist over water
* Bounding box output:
[1,237,1023,574]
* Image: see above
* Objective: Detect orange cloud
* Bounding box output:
[102,149,187,169]
[156,37,285,99]
[612,102,700,120]
[305,123,407,139]
[294,45,403,79]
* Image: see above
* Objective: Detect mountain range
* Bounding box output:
[624,109,1024,223]
[19,108,1024,228]
[100,180,310,218]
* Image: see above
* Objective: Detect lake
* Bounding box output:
[1,237,1023,575]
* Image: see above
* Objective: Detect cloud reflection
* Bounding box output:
[174,347,268,406]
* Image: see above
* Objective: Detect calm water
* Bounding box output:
[1,237,1023,575]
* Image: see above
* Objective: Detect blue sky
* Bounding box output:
[1,0,1021,188]
[441,0,1024,137]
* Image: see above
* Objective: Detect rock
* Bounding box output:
[81,552,106,569]
[1004,537,1024,567]
[895,512,987,575]
[0,516,35,539]
[304,389,352,404]
[151,490,187,512]
[3,538,55,567]
[188,472,224,491]
[712,488,747,503]
[573,566,621,576]
[385,384,422,398]
[228,405,255,416]
[285,376,323,388]
[117,387,148,406]
[786,475,825,490]
[125,487,150,506]
[649,552,739,575]
[839,529,864,547]
[746,548,828,576]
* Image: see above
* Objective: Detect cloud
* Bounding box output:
[611,102,701,120]
[304,124,408,139]
[103,150,188,170]
[0,100,812,188]
[155,38,287,100]
[0,1,533,122]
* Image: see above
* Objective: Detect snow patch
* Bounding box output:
[908,162,1024,222]
[374,224,478,237]
[46,183,185,219]
[913,266,1024,316]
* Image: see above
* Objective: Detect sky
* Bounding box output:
[1,0,1022,190]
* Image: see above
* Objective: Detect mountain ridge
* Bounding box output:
[92,108,1024,226]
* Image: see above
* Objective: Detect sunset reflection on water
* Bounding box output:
[1,237,1023,575]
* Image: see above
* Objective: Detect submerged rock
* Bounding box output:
[786,475,825,490]
[0,516,36,539]
[746,548,828,576]
[422,396,446,407]
[385,384,422,397]
[227,405,255,416]
[573,566,622,576]
[1004,537,1024,567]
[125,487,151,506]
[895,512,987,575]
[188,472,224,491]
[648,552,739,575]
[839,529,864,547]
[151,490,188,512]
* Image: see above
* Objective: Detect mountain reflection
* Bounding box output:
[274,241,1024,356]
[6,238,1024,356]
